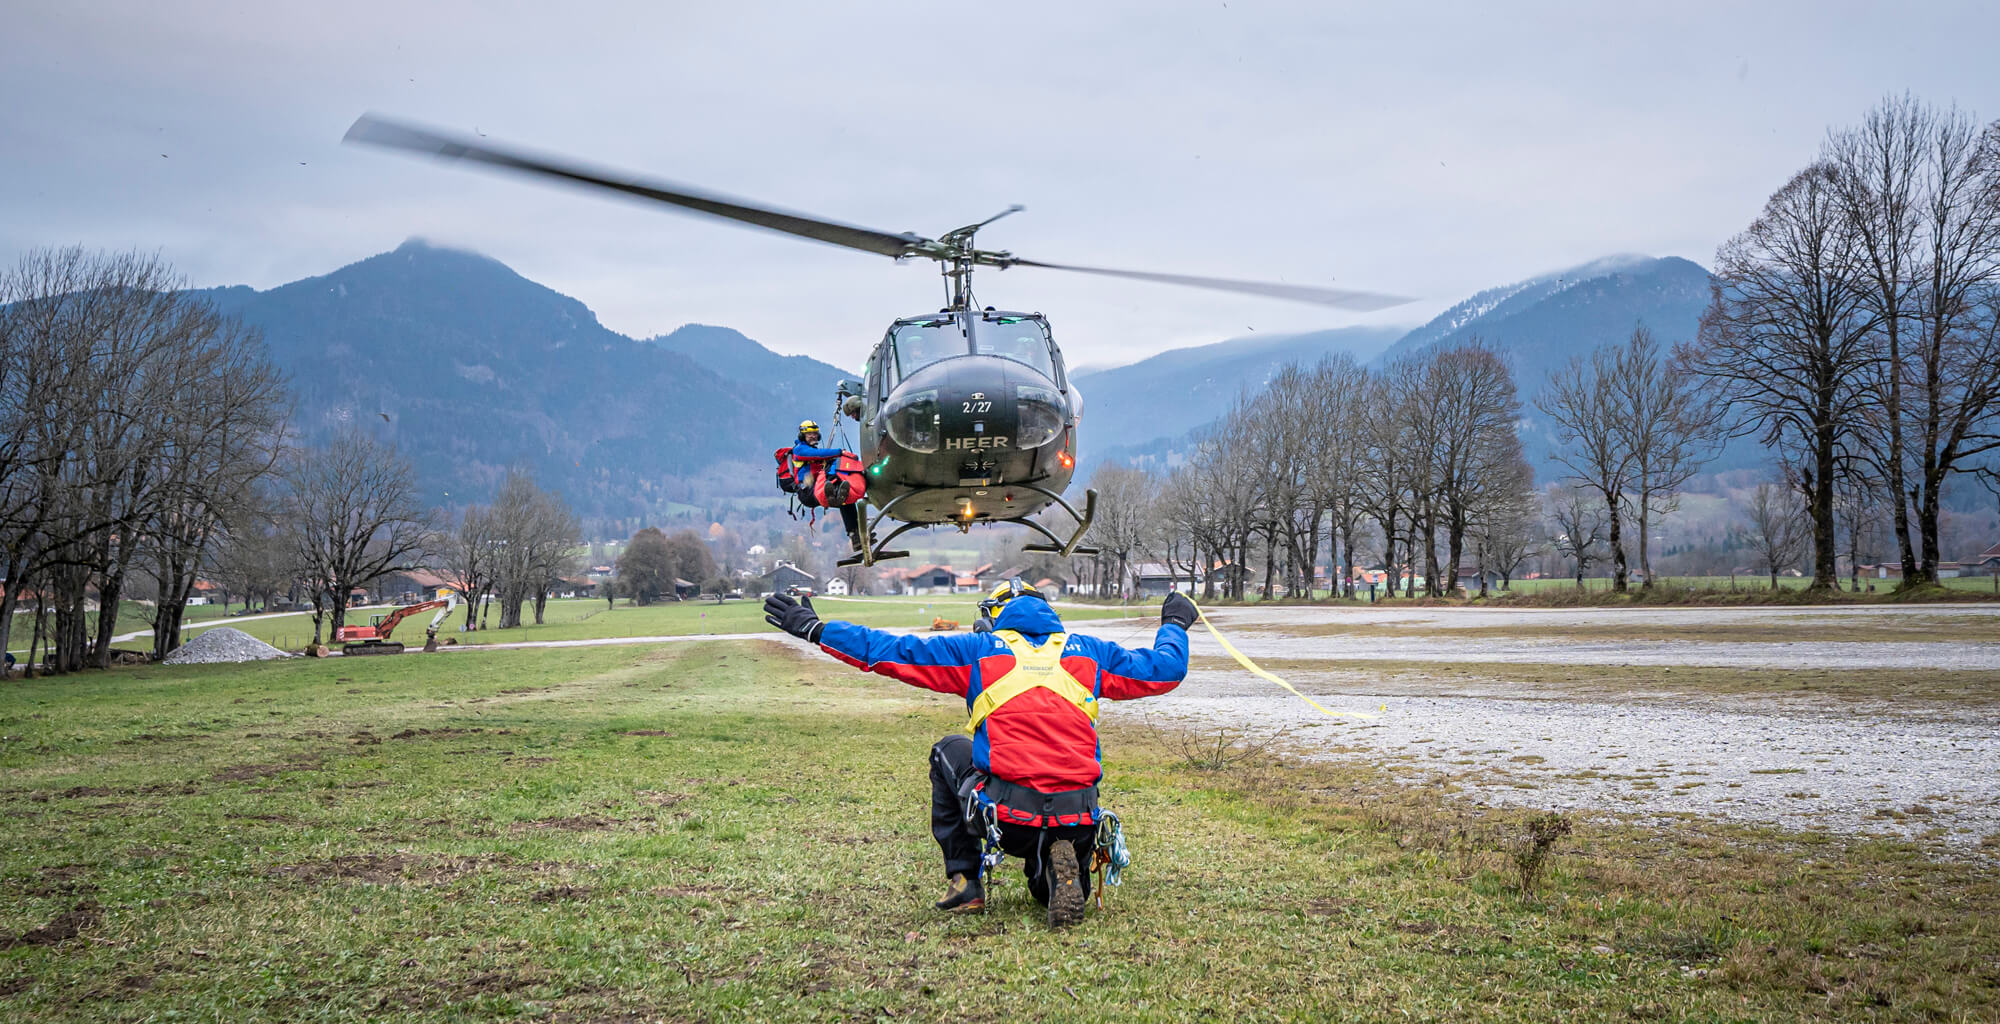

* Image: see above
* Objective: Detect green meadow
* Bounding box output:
[3,636,1996,1021]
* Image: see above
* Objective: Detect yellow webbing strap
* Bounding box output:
[964,631,1098,735]
[1189,599,1381,720]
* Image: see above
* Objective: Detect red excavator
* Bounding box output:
[333,592,459,656]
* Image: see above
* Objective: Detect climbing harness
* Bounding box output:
[1187,597,1382,721]
[1090,809,1131,909]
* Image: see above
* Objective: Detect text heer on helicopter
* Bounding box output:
[343,115,1411,567]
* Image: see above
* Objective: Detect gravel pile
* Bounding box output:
[162,627,292,664]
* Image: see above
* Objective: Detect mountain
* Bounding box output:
[200,240,848,522]
[1371,255,1716,467]
[1072,254,1719,474]
[644,323,854,415]
[1071,326,1409,455]
[1372,254,1711,376]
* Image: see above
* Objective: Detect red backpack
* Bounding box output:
[813,452,869,507]
[773,447,800,494]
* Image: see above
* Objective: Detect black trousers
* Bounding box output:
[929,734,1096,905]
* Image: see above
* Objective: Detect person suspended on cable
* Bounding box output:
[763,578,1197,927]
[776,419,865,551]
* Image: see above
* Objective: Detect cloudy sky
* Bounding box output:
[6,1,1998,371]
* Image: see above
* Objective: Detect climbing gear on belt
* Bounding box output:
[1091,809,1130,909]
[964,630,1097,735]
[1187,598,1382,720]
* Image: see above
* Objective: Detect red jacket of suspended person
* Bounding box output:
[815,596,1188,793]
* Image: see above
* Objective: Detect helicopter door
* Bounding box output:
[864,351,884,422]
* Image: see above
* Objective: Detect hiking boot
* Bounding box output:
[1046,840,1085,928]
[934,872,984,913]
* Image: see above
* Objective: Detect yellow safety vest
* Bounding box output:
[964,630,1099,736]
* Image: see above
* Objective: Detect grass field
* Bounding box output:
[118,595,1142,656]
[3,641,1997,1021]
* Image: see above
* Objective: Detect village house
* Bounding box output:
[763,562,817,595]
[1129,563,1198,598]
[1963,542,2000,576]
[894,565,959,595]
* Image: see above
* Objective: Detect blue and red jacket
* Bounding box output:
[817,597,1188,793]
[790,440,846,489]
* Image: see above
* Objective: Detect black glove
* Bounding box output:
[763,593,824,643]
[1161,592,1198,631]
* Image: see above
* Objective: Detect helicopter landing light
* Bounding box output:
[975,490,988,496]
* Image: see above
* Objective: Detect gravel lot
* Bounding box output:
[1129,603,2000,852]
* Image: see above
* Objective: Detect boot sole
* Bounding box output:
[1047,840,1084,928]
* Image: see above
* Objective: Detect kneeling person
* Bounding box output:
[765,580,1195,926]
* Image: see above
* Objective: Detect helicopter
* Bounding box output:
[342,114,1411,566]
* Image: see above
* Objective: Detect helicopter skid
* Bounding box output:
[837,486,1098,567]
[1018,485,1099,558]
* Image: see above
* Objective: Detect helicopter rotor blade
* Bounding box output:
[344,114,932,259]
[1001,257,1412,312]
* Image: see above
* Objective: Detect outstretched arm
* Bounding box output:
[763,593,986,696]
[1090,592,1195,700]
[816,620,991,696]
[792,441,847,459]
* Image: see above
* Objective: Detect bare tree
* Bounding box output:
[1613,328,1723,589]
[1831,98,2000,588]
[1833,468,1888,591]
[281,432,436,642]
[1545,483,1607,588]
[1424,341,1524,596]
[1358,369,1418,598]
[1896,111,2000,584]
[1539,341,1636,591]
[488,469,581,628]
[1310,355,1373,598]
[0,247,285,669]
[1691,162,1878,590]
[138,317,287,661]
[438,505,500,632]
[213,515,293,613]
[1473,455,1540,591]
[1829,95,1929,581]
[1084,462,1157,601]
[1746,480,1811,589]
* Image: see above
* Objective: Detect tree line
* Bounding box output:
[1,248,586,675]
[1082,341,1547,600]
[1078,96,1998,598]
[1692,95,2000,591]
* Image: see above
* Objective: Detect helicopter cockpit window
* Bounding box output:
[973,317,1056,381]
[891,320,968,379]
